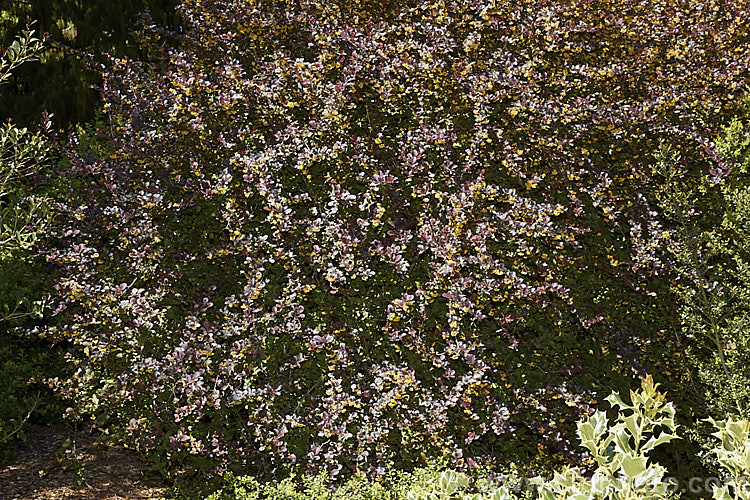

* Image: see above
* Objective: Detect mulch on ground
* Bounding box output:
[0,424,168,500]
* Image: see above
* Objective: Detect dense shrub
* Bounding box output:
[204,377,747,500]
[402,378,750,500]
[43,0,750,481]
[0,24,64,452]
[655,94,750,422]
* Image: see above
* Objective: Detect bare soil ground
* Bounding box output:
[0,424,168,500]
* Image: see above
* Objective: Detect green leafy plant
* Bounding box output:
[0,22,64,456]
[206,471,389,500]
[654,93,750,421]
[706,417,750,500]
[205,464,527,500]
[0,22,52,321]
[56,435,87,488]
[530,375,679,500]
[0,22,43,81]
[404,470,516,500]
[415,376,679,500]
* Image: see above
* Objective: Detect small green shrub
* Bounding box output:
[0,22,65,456]
[530,375,679,500]
[706,417,750,500]
[654,94,750,421]
[0,23,51,264]
[203,461,531,500]
[409,376,678,500]
[404,470,518,500]
[206,471,388,500]
[206,468,417,500]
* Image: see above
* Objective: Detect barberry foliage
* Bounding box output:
[43,0,750,481]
